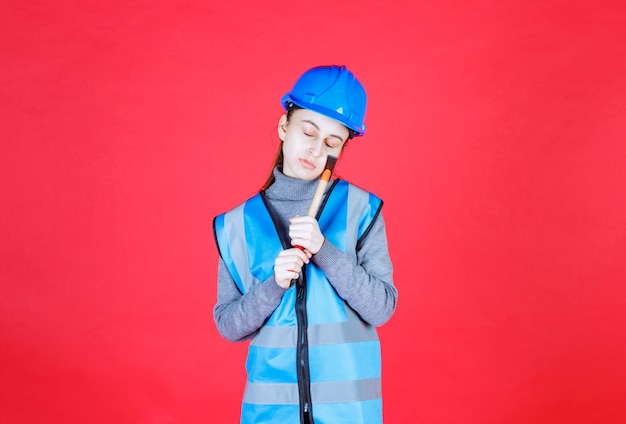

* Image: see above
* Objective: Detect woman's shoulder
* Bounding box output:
[214,191,263,218]
[334,179,382,201]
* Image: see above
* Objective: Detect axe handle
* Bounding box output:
[294,156,337,252]
[307,169,332,217]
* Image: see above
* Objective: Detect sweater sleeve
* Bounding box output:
[213,259,288,342]
[312,211,397,326]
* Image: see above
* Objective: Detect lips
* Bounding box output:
[299,158,316,170]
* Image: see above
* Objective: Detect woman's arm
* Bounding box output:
[312,212,398,326]
[213,260,287,342]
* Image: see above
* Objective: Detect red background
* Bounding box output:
[2,1,626,423]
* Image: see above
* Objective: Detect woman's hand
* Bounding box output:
[274,248,312,289]
[289,215,325,255]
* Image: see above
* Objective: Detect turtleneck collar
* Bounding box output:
[264,166,320,201]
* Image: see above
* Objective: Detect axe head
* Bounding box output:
[322,155,338,179]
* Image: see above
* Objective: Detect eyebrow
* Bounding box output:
[301,119,346,143]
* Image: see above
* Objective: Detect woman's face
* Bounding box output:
[278,108,349,180]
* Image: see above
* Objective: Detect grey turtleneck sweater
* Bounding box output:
[213,167,398,342]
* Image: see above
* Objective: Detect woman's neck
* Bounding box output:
[264,166,319,201]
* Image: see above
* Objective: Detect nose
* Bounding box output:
[308,139,323,157]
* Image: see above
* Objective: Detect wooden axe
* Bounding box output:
[294,155,337,253]
[307,155,338,217]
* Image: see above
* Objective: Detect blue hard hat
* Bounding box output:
[281,65,367,137]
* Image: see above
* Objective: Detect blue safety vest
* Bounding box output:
[214,180,384,424]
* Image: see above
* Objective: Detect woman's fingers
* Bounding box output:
[274,248,311,288]
[289,216,324,254]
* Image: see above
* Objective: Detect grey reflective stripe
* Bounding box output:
[243,378,381,405]
[310,319,378,346]
[250,325,297,348]
[223,203,260,292]
[250,319,378,348]
[312,377,381,404]
[346,184,369,263]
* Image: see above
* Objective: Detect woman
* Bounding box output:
[213,65,398,424]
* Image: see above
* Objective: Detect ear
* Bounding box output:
[277,114,288,141]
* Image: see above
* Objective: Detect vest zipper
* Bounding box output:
[296,270,314,423]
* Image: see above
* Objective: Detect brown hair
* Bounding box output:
[260,141,285,191]
[259,107,297,191]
